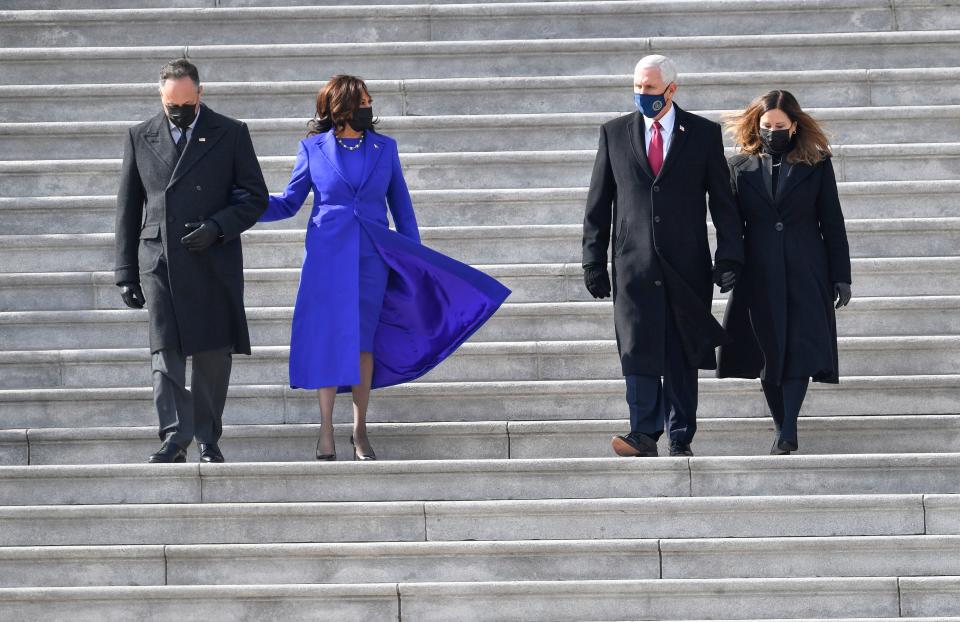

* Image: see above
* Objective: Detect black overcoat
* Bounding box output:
[717,153,852,384]
[582,106,744,375]
[114,104,268,356]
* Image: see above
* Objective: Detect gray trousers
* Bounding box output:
[152,347,232,448]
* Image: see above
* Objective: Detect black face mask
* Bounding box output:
[347,107,374,132]
[759,127,793,155]
[166,102,198,130]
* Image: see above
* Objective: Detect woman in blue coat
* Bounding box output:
[260,75,510,461]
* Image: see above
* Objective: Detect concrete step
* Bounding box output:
[3,534,960,588]
[1,373,956,430]
[1,336,957,390]
[4,413,960,465]
[1,180,958,235]
[2,218,958,277]
[0,577,951,621]
[0,493,946,546]
[2,143,958,196]
[0,453,943,504]
[3,31,959,85]
[4,69,959,122]
[0,257,957,312]
[5,1,954,48]
[2,0,536,7]
[5,106,960,160]
[1,296,957,351]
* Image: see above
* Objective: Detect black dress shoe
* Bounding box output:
[669,442,694,457]
[350,435,377,461]
[611,433,658,457]
[316,436,336,461]
[771,436,798,455]
[198,443,225,463]
[148,440,187,463]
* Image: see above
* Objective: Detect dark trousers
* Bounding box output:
[152,347,232,448]
[761,377,810,447]
[624,315,698,444]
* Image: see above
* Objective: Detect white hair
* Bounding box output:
[634,54,678,86]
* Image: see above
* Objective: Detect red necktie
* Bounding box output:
[649,121,664,177]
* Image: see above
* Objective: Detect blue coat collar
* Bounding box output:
[315,128,388,194]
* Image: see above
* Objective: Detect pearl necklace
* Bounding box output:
[336,132,365,151]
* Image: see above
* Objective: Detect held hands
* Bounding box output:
[713,260,740,294]
[583,263,611,299]
[181,220,221,252]
[119,282,145,309]
[834,282,852,309]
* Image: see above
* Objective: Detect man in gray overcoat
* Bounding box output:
[114,58,268,463]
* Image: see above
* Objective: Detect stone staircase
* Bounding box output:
[1,0,959,618]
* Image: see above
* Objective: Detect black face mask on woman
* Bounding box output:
[348,107,374,132]
[759,127,792,155]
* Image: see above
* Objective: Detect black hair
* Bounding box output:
[160,58,200,87]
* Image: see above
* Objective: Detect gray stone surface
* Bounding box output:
[900,576,960,617]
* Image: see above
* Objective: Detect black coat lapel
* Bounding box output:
[142,111,178,175]
[759,154,776,203]
[777,160,816,205]
[168,104,228,189]
[626,111,655,180]
[654,104,690,181]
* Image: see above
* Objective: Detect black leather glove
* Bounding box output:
[583,263,611,299]
[181,220,221,252]
[713,260,740,294]
[834,282,852,309]
[118,282,145,309]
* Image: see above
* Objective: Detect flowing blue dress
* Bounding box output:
[260,128,511,392]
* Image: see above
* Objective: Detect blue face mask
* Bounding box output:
[634,87,671,118]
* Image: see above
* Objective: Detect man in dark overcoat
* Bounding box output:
[582,54,744,457]
[114,58,268,463]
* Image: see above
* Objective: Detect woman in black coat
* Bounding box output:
[718,90,852,455]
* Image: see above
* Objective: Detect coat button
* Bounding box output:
[167,216,174,223]
[196,185,202,191]
[654,280,662,287]
[653,186,661,192]
[654,216,661,223]
[775,222,784,231]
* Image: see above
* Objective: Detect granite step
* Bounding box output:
[3,413,960,465]
[4,106,959,160]
[0,577,948,621]
[0,493,946,546]
[0,257,956,313]
[3,69,959,122]
[2,450,959,501]
[0,295,957,352]
[2,218,957,276]
[1,180,958,236]
[2,31,959,86]
[0,336,957,390]
[5,1,954,48]
[2,143,958,196]
[0,374,956,430]
[3,534,960,588]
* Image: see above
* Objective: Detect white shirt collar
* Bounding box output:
[168,104,201,135]
[643,101,676,135]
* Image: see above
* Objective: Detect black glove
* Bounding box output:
[834,282,852,309]
[119,282,145,309]
[713,260,740,294]
[583,263,611,299]
[181,220,221,252]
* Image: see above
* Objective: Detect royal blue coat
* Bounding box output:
[261,128,510,391]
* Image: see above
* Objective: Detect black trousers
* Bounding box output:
[761,377,810,447]
[152,347,232,448]
[624,314,698,444]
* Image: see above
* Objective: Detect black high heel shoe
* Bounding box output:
[316,436,336,461]
[350,435,377,461]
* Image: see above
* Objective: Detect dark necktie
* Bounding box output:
[649,121,664,177]
[175,128,188,156]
